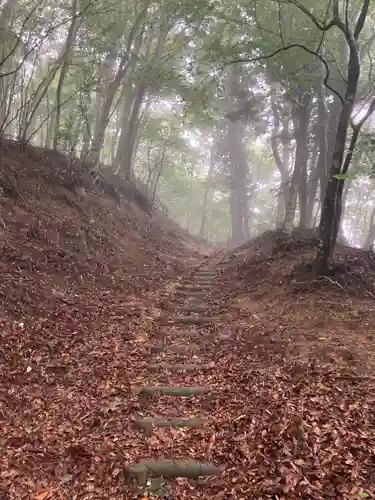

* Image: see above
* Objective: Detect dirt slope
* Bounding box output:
[2,153,375,500]
[209,230,375,498]
[0,141,207,498]
[0,140,206,320]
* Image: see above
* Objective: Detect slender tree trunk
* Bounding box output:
[113,87,137,172]
[309,82,328,223]
[365,206,375,249]
[291,93,311,229]
[114,13,168,178]
[270,97,290,228]
[199,144,215,239]
[87,8,147,166]
[21,4,82,143]
[151,142,166,203]
[305,142,319,227]
[313,21,364,275]
[227,120,250,244]
[53,0,81,149]
[117,84,146,180]
[283,169,298,232]
[0,0,21,130]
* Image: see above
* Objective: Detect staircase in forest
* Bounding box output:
[127,263,226,495]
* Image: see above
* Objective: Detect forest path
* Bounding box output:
[4,245,375,500]
[124,248,375,500]
[127,258,231,498]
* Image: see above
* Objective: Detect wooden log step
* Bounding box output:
[169,343,199,353]
[150,344,165,353]
[191,286,212,292]
[176,285,204,292]
[175,289,206,297]
[134,416,206,436]
[151,343,199,354]
[193,277,216,282]
[179,304,209,314]
[159,328,200,338]
[148,362,201,372]
[140,386,208,397]
[171,315,219,325]
[179,283,213,291]
[128,460,221,485]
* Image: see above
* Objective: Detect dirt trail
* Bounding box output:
[127,260,228,498]
[120,242,375,499]
[2,227,375,499]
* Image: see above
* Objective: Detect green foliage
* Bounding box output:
[333,172,359,180]
[3,0,375,245]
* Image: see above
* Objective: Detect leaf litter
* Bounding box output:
[1,145,375,499]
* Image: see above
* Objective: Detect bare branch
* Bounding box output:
[277,0,285,46]
[0,1,39,68]
[332,0,340,21]
[360,32,375,60]
[354,0,370,40]
[285,0,335,31]
[345,0,350,30]
[353,96,375,130]
[230,44,344,103]
[0,11,87,79]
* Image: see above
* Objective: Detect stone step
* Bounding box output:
[140,386,208,397]
[128,460,221,485]
[171,315,219,325]
[134,416,206,436]
[148,362,201,372]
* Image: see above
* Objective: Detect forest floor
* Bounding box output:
[1,142,375,500]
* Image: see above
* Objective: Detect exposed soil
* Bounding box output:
[1,142,375,500]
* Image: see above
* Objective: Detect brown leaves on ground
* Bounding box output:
[1,146,375,500]
[0,140,205,499]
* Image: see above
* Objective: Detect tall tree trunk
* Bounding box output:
[270,97,290,228]
[365,206,375,249]
[116,84,146,180]
[313,0,371,275]
[114,11,168,178]
[20,4,83,142]
[87,8,147,166]
[322,97,341,203]
[199,144,215,239]
[291,93,311,229]
[53,0,81,149]
[283,169,298,232]
[113,86,137,171]
[309,81,328,223]
[0,0,21,131]
[227,120,250,244]
[305,141,319,226]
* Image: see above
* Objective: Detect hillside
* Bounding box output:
[0,140,207,319]
[1,144,375,499]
